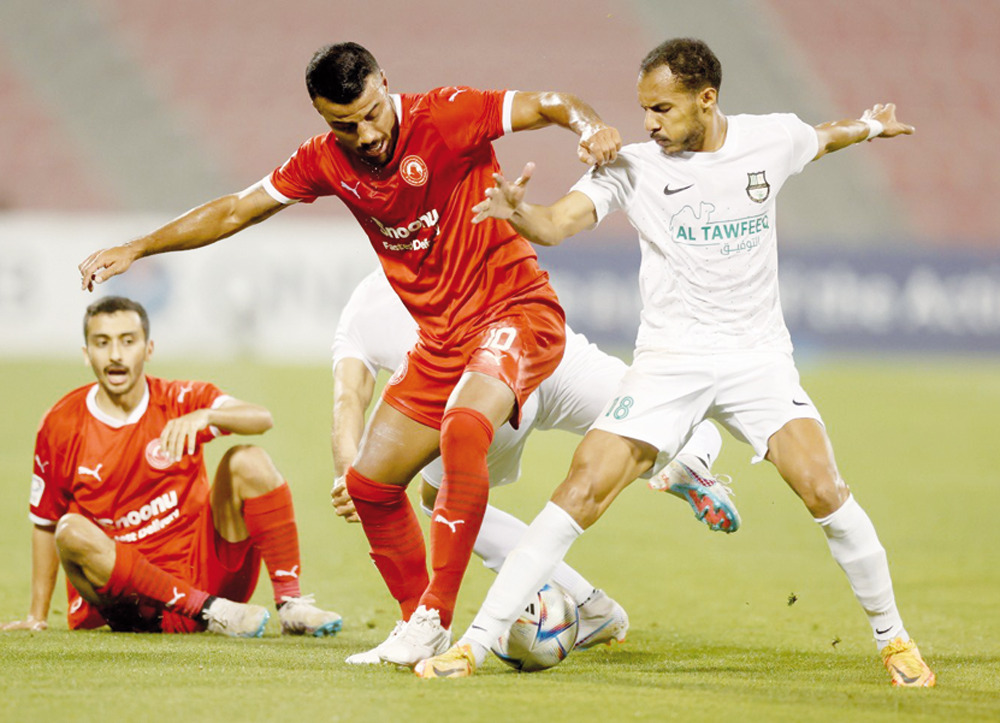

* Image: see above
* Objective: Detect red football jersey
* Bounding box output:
[265,87,561,348]
[30,377,229,580]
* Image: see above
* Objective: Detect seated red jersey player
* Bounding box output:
[77,43,622,665]
[1,297,340,638]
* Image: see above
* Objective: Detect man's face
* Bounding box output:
[83,311,152,399]
[313,71,398,167]
[637,65,714,154]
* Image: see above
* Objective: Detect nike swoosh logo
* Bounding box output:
[891,664,920,685]
[792,400,809,407]
[663,183,693,195]
[875,627,892,635]
[433,667,466,677]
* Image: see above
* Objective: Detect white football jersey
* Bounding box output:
[571,113,819,353]
[334,269,623,489]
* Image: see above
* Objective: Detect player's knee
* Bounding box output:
[791,462,847,516]
[222,445,282,495]
[54,514,104,562]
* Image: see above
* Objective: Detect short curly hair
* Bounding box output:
[306,42,381,104]
[640,38,722,94]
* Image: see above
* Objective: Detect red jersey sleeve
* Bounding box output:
[29,410,74,527]
[159,378,231,444]
[267,136,336,204]
[426,87,510,151]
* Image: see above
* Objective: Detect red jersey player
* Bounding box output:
[1,297,341,637]
[78,42,621,665]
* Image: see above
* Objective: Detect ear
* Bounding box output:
[145,339,155,362]
[699,86,718,111]
[380,69,389,90]
[81,345,90,367]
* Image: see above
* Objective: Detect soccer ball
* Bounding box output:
[491,584,579,672]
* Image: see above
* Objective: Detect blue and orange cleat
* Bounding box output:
[650,454,741,533]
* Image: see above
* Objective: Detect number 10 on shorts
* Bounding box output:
[482,327,517,352]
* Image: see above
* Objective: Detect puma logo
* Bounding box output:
[434,514,465,533]
[166,587,186,608]
[340,180,362,199]
[78,464,103,482]
[35,455,49,473]
[447,88,467,102]
[274,565,299,579]
[177,384,193,403]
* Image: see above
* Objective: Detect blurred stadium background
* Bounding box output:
[1,0,998,359]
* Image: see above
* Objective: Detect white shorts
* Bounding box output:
[590,348,822,473]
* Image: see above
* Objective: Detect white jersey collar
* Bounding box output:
[86,380,150,428]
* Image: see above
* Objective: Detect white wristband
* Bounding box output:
[861,117,884,140]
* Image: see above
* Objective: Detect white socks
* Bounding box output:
[681,420,723,468]
[817,494,907,647]
[420,501,596,604]
[461,501,583,664]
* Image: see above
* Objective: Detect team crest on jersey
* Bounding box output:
[400,155,428,187]
[745,171,770,203]
[145,438,173,470]
[387,356,409,386]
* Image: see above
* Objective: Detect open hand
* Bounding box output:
[471,163,535,224]
[1,616,47,632]
[862,103,914,139]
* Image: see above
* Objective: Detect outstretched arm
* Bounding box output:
[510,92,622,166]
[471,163,598,246]
[79,183,287,291]
[813,103,914,160]
[330,358,377,523]
[1,526,59,632]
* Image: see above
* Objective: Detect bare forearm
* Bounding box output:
[813,119,872,159]
[208,403,274,436]
[529,92,608,137]
[509,203,569,246]
[29,527,59,622]
[131,194,278,259]
[331,396,367,476]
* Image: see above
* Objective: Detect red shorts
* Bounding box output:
[69,503,262,633]
[381,300,565,429]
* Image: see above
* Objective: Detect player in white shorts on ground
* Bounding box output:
[418,38,935,687]
[330,268,739,664]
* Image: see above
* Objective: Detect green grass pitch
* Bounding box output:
[2,357,999,721]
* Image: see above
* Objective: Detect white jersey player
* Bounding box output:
[330,268,739,663]
[419,39,935,688]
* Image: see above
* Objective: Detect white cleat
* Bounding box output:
[650,454,741,533]
[575,589,629,649]
[345,620,406,665]
[377,606,451,667]
[201,597,270,638]
[277,594,342,637]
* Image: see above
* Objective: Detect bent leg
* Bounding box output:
[211,445,303,603]
[767,419,906,645]
[461,430,656,661]
[56,513,209,621]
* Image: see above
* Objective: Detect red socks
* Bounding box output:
[243,482,302,603]
[346,467,428,620]
[419,407,493,628]
[97,542,209,619]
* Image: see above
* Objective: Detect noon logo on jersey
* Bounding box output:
[400,155,428,186]
[145,438,173,470]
